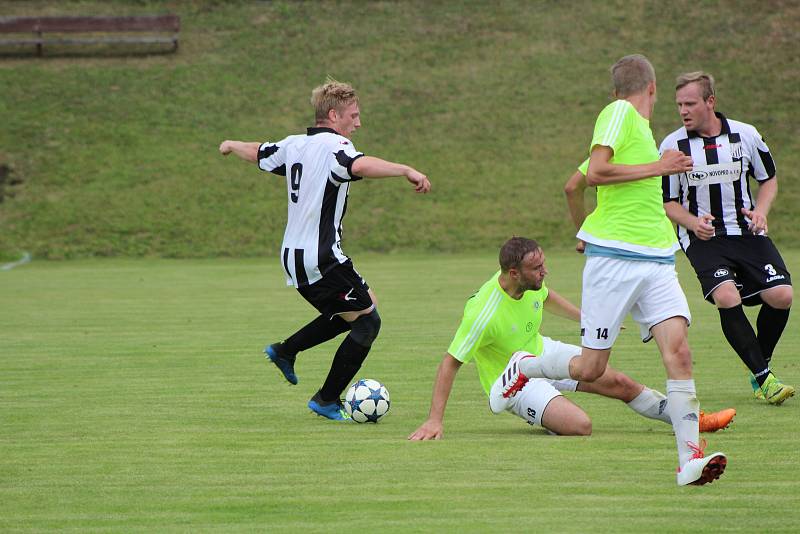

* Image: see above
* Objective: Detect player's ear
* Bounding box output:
[327,107,338,122]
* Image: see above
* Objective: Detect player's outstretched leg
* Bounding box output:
[620,388,736,433]
[264,315,352,385]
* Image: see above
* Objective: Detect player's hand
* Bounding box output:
[406,169,431,193]
[575,239,586,254]
[692,213,715,240]
[408,420,443,440]
[742,207,768,234]
[219,140,233,155]
[659,149,693,175]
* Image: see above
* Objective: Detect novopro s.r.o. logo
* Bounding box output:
[714,269,729,278]
[689,171,708,181]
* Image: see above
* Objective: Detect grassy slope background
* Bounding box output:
[1,0,798,259]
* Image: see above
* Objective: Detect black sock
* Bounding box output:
[757,304,790,365]
[318,335,370,402]
[279,314,350,359]
[718,305,771,385]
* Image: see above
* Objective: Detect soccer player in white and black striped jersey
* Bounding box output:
[219,79,430,420]
[660,71,794,405]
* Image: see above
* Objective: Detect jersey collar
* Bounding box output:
[307,127,338,136]
[687,112,731,138]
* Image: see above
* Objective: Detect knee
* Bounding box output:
[573,362,606,383]
[712,284,742,308]
[764,287,793,310]
[565,415,593,436]
[349,308,381,347]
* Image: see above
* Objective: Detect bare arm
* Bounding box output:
[586,146,693,186]
[408,354,462,440]
[544,289,581,322]
[351,155,431,193]
[219,140,260,163]
[742,177,778,234]
[663,200,715,241]
[564,170,588,230]
[564,169,589,253]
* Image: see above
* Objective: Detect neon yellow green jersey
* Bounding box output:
[448,272,547,396]
[577,99,678,256]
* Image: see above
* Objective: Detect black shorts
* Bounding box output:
[684,235,792,305]
[296,260,373,318]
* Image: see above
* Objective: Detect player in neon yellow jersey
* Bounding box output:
[408,237,735,440]
[502,55,727,486]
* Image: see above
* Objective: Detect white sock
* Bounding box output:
[518,350,573,380]
[666,379,700,467]
[626,387,671,424]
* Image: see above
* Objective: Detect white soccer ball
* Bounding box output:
[344,378,390,423]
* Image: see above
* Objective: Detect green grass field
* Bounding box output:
[2,251,798,532]
[2,0,800,531]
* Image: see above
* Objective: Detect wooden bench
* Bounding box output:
[0,15,180,56]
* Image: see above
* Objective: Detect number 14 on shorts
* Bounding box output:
[581,327,610,340]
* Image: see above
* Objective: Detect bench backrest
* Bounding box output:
[0,15,180,33]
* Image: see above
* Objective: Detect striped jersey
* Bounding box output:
[660,113,776,250]
[448,272,547,396]
[257,127,364,287]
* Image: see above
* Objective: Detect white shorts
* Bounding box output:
[580,256,691,349]
[506,337,579,426]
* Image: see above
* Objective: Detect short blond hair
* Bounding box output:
[676,71,715,100]
[311,78,358,122]
[611,54,656,98]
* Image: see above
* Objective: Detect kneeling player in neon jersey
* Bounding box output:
[408,237,735,440]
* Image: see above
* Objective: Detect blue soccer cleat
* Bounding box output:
[308,394,351,421]
[264,343,298,385]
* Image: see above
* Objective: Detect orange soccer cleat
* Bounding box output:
[699,408,736,433]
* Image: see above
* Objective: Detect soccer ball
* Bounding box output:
[344,378,390,423]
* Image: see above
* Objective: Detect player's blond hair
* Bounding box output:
[676,71,716,101]
[611,54,656,98]
[499,237,541,273]
[311,78,359,122]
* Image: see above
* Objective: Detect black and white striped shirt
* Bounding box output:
[660,112,776,250]
[258,127,364,287]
